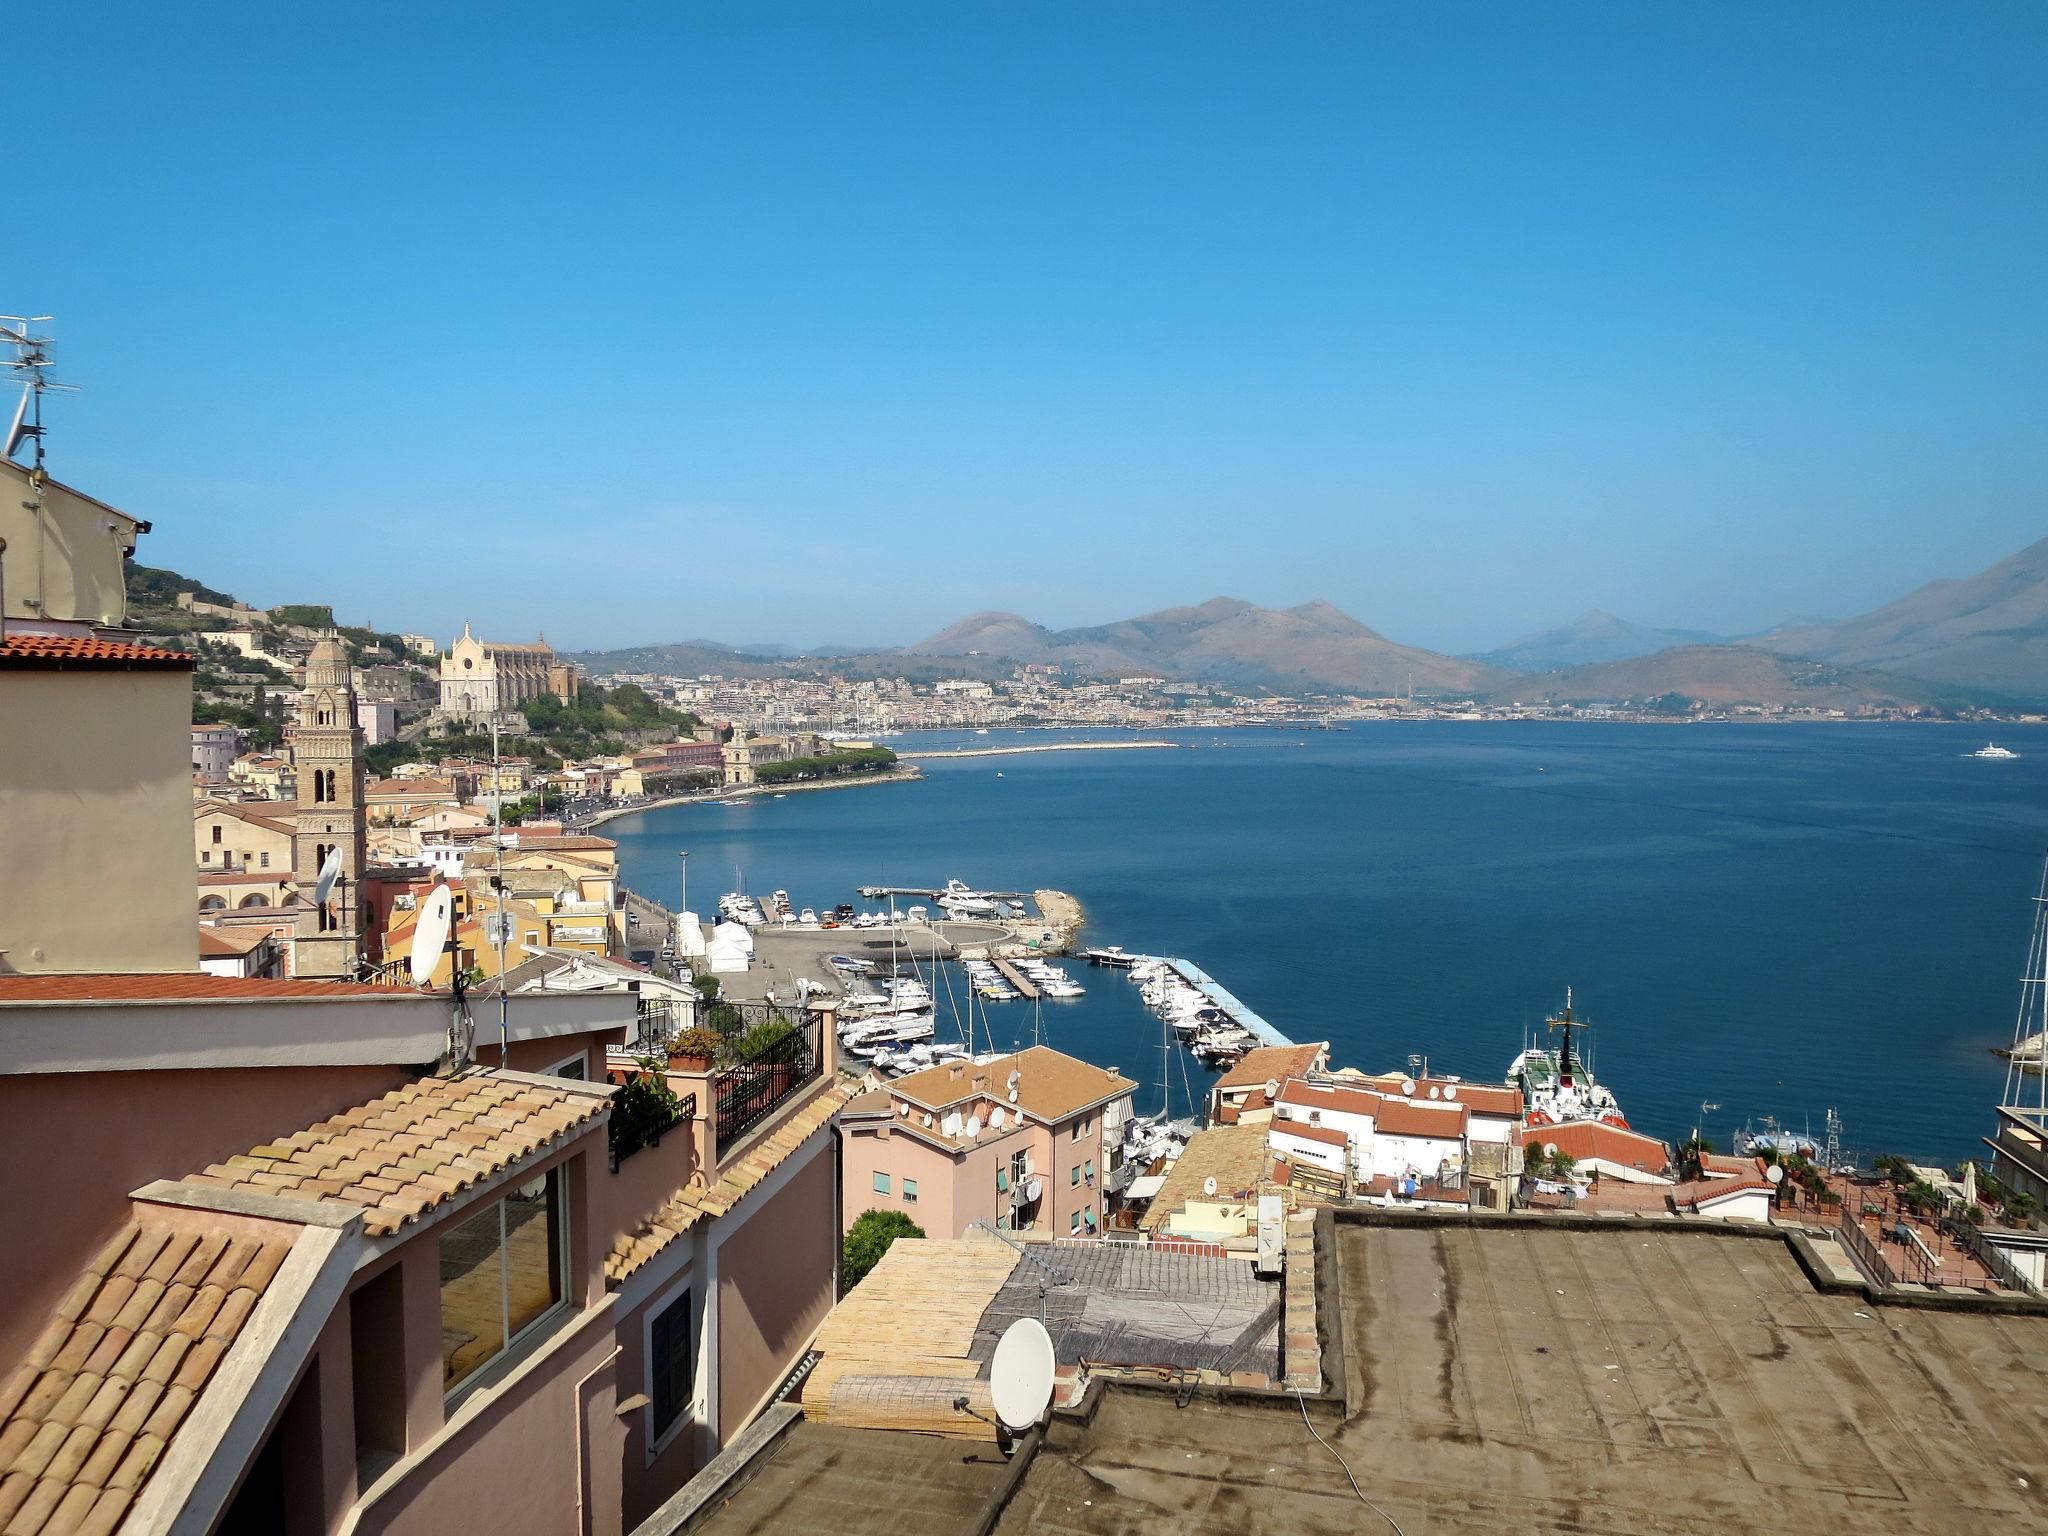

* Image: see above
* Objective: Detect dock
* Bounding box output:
[991,957,1038,1000]
[1156,957,1294,1049]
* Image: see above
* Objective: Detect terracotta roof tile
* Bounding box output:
[0,635,192,670]
[606,1078,859,1285]
[1215,1042,1329,1092]
[0,974,398,1004]
[0,1217,288,1534]
[169,1069,610,1237]
[1523,1118,1673,1172]
[1374,1099,1468,1139]
[888,1046,1134,1126]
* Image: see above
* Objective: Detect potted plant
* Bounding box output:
[668,1027,724,1072]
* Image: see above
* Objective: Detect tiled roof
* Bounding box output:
[0,974,391,1004]
[1673,1175,1776,1208]
[1700,1153,1763,1178]
[192,803,293,836]
[1525,1119,1673,1171]
[1353,1072,1524,1118]
[1216,1043,1327,1092]
[1269,1118,1349,1148]
[0,635,192,671]
[179,1072,609,1236]
[889,1046,1135,1125]
[0,1219,294,1536]
[607,1079,860,1284]
[1276,1079,1385,1120]
[1374,1099,1468,1139]
[1139,1124,1272,1232]
[195,928,270,959]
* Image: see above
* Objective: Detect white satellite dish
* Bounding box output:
[1025,1175,1043,1202]
[991,1107,1006,1129]
[313,847,344,908]
[965,1114,983,1139]
[1203,1175,1219,1196]
[898,1103,910,1117]
[1007,1068,1021,1091]
[1444,1085,1458,1101]
[409,884,453,988]
[922,1113,934,1128]
[990,1317,1056,1432]
[1765,1164,1785,1185]
[1400,1078,1417,1097]
[1543,1141,1560,1158]
[1264,1078,1281,1099]
[1428,1085,1441,1099]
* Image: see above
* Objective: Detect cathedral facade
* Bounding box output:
[438,623,578,719]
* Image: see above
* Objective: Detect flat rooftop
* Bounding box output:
[997,1222,2048,1534]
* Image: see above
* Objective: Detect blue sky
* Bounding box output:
[17,3,2048,652]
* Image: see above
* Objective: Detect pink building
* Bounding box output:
[0,500,857,1535]
[837,1046,1137,1240]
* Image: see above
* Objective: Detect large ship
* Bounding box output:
[1507,990,1631,1128]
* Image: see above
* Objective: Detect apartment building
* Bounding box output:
[837,1047,1137,1239]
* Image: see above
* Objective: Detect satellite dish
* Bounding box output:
[922,1113,933,1128]
[966,1114,983,1139]
[313,848,344,908]
[1428,1085,1441,1100]
[1026,1175,1043,1201]
[409,884,453,988]
[1444,1085,1458,1101]
[1008,1088,1019,1103]
[898,1103,910,1117]
[991,1107,1006,1129]
[1264,1078,1281,1098]
[1203,1175,1219,1196]
[1766,1164,1786,1185]
[990,1318,1055,1431]
[1400,1079,1417,1097]
[1008,1069,1021,1091]
[1543,1141,1560,1158]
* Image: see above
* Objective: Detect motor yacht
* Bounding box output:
[1974,743,2020,759]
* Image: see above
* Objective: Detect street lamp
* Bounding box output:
[676,851,690,972]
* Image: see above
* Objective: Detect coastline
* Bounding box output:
[896,740,1177,760]
[574,765,923,829]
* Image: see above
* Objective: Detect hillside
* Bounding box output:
[1511,645,1973,711]
[1756,534,2048,700]
[908,597,1510,696]
[1476,610,1721,671]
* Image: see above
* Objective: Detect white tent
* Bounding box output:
[675,912,708,958]
[706,921,754,974]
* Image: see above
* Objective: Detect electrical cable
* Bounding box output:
[1291,1385,1403,1536]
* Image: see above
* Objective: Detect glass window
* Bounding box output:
[902,1179,918,1204]
[260,852,270,869]
[440,1167,566,1394]
[649,1289,694,1441]
[212,827,222,844]
[1071,1165,1080,1187]
[1070,1210,1082,1233]
[873,1171,891,1195]
[1084,1161,1095,1183]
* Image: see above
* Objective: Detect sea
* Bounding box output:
[609,723,2048,1166]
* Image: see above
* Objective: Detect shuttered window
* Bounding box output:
[650,1291,694,1440]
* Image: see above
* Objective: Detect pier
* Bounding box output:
[1156,957,1294,1049]
[991,957,1039,999]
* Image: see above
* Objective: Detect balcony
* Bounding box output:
[712,1003,824,1156]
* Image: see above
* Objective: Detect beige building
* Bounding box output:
[292,635,369,980]
[438,623,578,719]
[194,799,295,873]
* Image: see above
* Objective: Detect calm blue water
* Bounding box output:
[610,725,2048,1164]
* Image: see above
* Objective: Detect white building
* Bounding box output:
[190,722,240,784]
[355,698,400,744]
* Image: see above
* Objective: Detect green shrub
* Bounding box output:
[841,1210,924,1291]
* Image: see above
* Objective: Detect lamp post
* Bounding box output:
[676,850,689,976]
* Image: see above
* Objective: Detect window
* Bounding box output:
[212,826,223,844]
[1070,1210,1082,1233]
[439,1168,567,1394]
[902,1179,918,1205]
[1070,1165,1080,1187]
[873,1171,891,1195]
[259,852,270,869]
[1071,1122,1083,1141]
[201,851,210,864]
[648,1289,694,1443]
[1084,1160,1094,1184]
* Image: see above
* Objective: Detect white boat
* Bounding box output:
[798,907,817,925]
[1974,743,2020,759]
[937,879,1002,918]
[1083,946,1137,967]
[1509,990,1633,1129]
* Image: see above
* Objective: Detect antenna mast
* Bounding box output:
[0,316,70,471]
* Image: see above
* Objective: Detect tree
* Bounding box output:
[1677,1135,1715,1181]
[841,1210,923,1291]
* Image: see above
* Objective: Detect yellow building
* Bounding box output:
[193,800,295,873]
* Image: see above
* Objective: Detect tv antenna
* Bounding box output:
[1,317,75,470]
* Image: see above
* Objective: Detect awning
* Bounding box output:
[1125,1175,1167,1200]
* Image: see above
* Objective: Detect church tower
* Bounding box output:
[292,634,368,979]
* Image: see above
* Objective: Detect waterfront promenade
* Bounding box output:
[573,765,922,829]
[896,740,1176,760]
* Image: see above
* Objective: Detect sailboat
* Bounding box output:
[1998,855,2048,1075]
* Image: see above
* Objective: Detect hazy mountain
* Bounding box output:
[907,596,1511,695]
[1512,645,1973,710]
[1477,610,1722,672]
[1755,534,2048,700]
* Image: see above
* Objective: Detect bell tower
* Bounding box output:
[292,634,368,979]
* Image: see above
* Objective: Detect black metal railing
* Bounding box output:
[633,996,688,1054]
[608,1089,697,1173]
[712,1004,823,1155]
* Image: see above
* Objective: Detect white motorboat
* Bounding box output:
[1974,743,2020,759]
[1083,946,1137,967]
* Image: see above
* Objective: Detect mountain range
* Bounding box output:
[572,532,2048,709]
